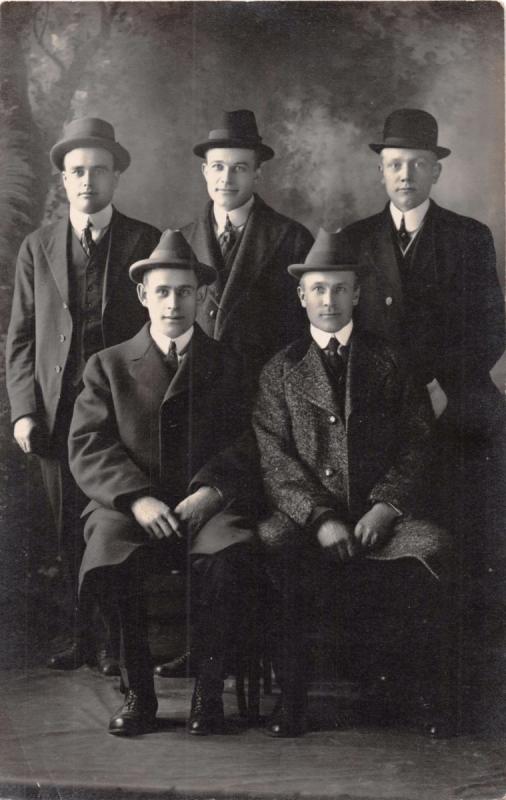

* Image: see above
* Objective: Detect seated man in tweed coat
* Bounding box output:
[69,231,256,737]
[253,229,454,739]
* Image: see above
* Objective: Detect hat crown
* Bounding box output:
[209,109,261,143]
[383,108,438,145]
[62,117,116,143]
[304,228,358,269]
[150,229,197,264]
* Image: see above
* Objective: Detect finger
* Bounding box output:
[369,531,379,548]
[337,542,351,562]
[147,523,164,540]
[164,509,182,537]
[155,516,175,538]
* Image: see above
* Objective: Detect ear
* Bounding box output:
[137,283,147,306]
[297,283,307,308]
[201,161,208,180]
[378,161,385,185]
[113,171,120,191]
[432,161,442,185]
[253,164,262,184]
[353,284,361,306]
[196,284,207,305]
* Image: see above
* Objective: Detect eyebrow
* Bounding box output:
[154,284,195,290]
[209,160,250,167]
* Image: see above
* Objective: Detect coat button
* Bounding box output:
[209,309,216,318]
[385,296,393,306]
[55,365,62,373]
[62,302,68,309]
[329,415,337,424]
[59,334,66,342]
[324,467,334,477]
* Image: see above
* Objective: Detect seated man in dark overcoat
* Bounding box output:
[69,230,256,737]
[253,228,454,738]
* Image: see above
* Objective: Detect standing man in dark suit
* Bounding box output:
[6,117,161,670]
[154,109,314,678]
[69,231,256,736]
[341,111,506,707]
[253,230,453,738]
[180,108,314,382]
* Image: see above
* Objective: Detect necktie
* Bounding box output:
[398,216,411,252]
[165,340,179,376]
[323,336,344,379]
[218,216,237,260]
[81,219,95,258]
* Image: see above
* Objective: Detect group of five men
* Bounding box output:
[6,108,504,739]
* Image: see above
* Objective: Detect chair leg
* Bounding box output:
[262,655,273,696]
[235,661,248,718]
[247,657,261,721]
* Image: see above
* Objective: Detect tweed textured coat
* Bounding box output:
[342,201,505,432]
[6,209,161,438]
[180,194,314,381]
[253,329,451,578]
[69,323,253,584]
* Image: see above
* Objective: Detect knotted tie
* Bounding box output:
[323,336,347,380]
[165,340,179,377]
[81,219,95,258]
[218,215,237,260]
[398,216,411,252]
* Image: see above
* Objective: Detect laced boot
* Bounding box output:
[187,657,225,735]
[109,688,158,737]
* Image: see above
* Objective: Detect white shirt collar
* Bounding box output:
[389,199,430,234]
[213,195,254,235]
[69,204,113,241]
[150,324,194,358]
[310,319,353,349]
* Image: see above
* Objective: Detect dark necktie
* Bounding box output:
[323,336,346,379]
[165,340,179,376]
[218,216,237,260]
[398,216,411,252]
[81,219,95,258]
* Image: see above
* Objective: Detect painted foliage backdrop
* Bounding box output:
[0,1,504,661]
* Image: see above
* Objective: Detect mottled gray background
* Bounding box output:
[0,1,504,664]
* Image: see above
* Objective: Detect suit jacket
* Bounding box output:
[69,323,249,517]
[180,194,314,381]
[342,201,505,431]
[6,209,160,438]
[253,329,451,577]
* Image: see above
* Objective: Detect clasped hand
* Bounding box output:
[131,486,223,541]
[316,502,399,562]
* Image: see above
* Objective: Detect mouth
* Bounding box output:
[79,192,96,197]
[163,316,184,321]
[397,187,416,192]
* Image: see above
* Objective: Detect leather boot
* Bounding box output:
[109,688,158,737]
[187,657,225,735]
[265,690,307,737]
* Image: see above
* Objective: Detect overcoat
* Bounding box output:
[6,209,161,438]
[253,329,451,578]
[342,201,505,431]
[180,194,314,380]
[69,323,253,583]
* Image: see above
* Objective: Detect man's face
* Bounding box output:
[62,147,119,214]
[379,148,441,212]
[297,270,360,333]
[137,267,206,339]
[201,148,260,211]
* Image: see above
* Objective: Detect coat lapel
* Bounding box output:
[127,324,172,410]
[162,325,217,404]
[364,207,404,314]
[347,332,391,421]
[40,217,70,305]
[186,204,222,271]
[215,195,288,337]
[286,339,342,418]
[102,209,143,313]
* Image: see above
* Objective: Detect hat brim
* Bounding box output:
[288,263,364,278]
[50,136,131,172]
[129,258,217,285]
[193,139,275,161]
[369,142,451,159]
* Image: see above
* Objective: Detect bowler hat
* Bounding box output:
[50,117,131,172]
[369,108,451,160]
[288,228,365,278]
[193,109,274,161]
[129,229,217,285]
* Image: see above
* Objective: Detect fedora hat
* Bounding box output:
[369,108,451,160]
[50,117,131,172]
[129,229,217,285]
[193,109,274,161]
[288,228,365,278]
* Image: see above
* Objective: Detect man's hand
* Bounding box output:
[13,416,38,454]
[426,378,448,419]
[131,496,181,540]
[354,502,399,551]
[316,518,357,562]
[174,486,224,536]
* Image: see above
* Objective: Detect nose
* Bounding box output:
[323,289,335,308]
[219,166,233,184]
[166,290,179,310]
[82,170,93,188]
[399,162,414,182]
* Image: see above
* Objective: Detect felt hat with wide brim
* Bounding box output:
[193,109,274,162]
[50,117,131,172]
[369,108,451,160]
[129,229,217,285]
[288,228,366,278]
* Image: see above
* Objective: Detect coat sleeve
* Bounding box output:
[368,366,435,516]
[5,236,39,424]
[69,353,152,510]
[253,356,341,528]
